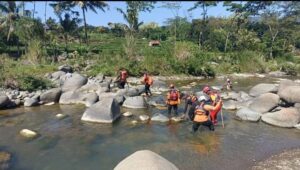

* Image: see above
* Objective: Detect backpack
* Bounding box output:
[169,89,178,101]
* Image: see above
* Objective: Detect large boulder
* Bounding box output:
[151,79,168,92]
[151,113,169,123]
[222,91,239,100]
[58,64,73,73]
[236,107,261,122]
[268,71,287,77]
[59,91,98,107]
[24,97,39,107]
[98,92,125,105]
[51,71,66,81]
[222,100,237,110]
[62,73,87,92]
[40,88,62,103]
[81,98,121,123]
[277,79,297,94]
[249,93,280,113]
[114,150,179,170]
[148,96,167,107]
[0,95,9,109]
[123,96,147,109]
[238,91,253,102]
[278,86,300,104]
[261,108,300,128]
[249,83,278,97]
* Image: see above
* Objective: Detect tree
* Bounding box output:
[0,1,19,41]
[51,1,108,45]
[188,1,217,50]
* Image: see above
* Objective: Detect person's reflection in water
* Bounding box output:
[187,132,220,154]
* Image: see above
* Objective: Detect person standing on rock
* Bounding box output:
[225,78,233,90]
[192,95,223,132]
[181,92,198,120]
[115,68,128,89]
[166,84,180,117]
[203,86,222,125]
[141,72,154,97]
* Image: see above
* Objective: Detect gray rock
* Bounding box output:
[114,150,179,170]
[123,96,147,109]
[294,103,300,108]
[58,64,73,73]
[236,107,261,122]
[20,129,38,138]
[278,86,300,104]
[148,96,167,107]
[262,108,300,128]
[81,98,121,123]
[249,93,280,113]
[211,86,223,91]
[116,87,142,97]
[62,73,88,92]
[249,83,278,97]
[139,115,150,121]
[152,79,168,92]
[223,100,237,110]
[40,88,62,103]
[0,151,11,170]
[98,92,125,105]
[278,79,297,94]
[51,71,66,81]
[238,91,253,102]
[59,91,98,107]
[0,95,9,109]
[24,97,39,107]
[222,91,239,100]
[268,71,287,77]
[151,113,169,123]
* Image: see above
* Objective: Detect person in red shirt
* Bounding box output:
[141,72,154,96]
[166,84,181,117]
[115,68,128,89]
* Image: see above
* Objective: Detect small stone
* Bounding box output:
[56,114,67,119]
[123,112,133,117]
[171,116,183,122]
[45,102,55,106]
[20,129,38,138]
[139,115,150,121]
[131,120,138,124]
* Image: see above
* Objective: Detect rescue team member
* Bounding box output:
[115,68,128,89]
[141,72,154,96]
[166,84,180,117]
[202,86,222,125]
[192,95,223,132]
[181,93,198,120]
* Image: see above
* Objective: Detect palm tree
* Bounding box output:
[0,1,19,41]
[51,1,108,45]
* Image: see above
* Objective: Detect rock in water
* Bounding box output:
[0,95,10,109]
[223,100,237,110]
[261,108,300,128]
[20,129,38,138]
[122,96,147,109]
[123,112,133,117]
[236,107,261,122]
[171,116,184,122]
[114,150,179,170]
[40,88,62,103]
[278,86,300,104]
[249,83,278,97]
[24,98,39,107]
[0,151,11,170]
[151,113,169,123]
[81,98,121,123]
[139,115,149,121]
[62,73,87,92]
[249,93,280,113]
[45,102,55,106]
[56,114,67,119]
[59,91,98,107]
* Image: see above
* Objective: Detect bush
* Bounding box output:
[18,76,53,91]
[279,63,297,76]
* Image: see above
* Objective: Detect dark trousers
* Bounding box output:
[145,84,151,96]
[168,104,178,116]
[118,81,126,89]
[183,99,193,113]
[192,120,215,132]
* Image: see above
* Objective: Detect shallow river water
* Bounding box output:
[1,76,300,170]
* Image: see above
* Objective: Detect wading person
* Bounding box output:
[115,68,128,89]
[202,86,222,125]
[166,84,180,117]
[141,72,154,96]
[181,92,198,120]
[225,78,232,90]
[192,95,223,132]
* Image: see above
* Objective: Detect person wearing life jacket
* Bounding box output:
[192,95,223,132]
[166,84,180,116]
[181,92,198,120]
[116,68,128,89]
[202,86,222,125]
[141,72,154,96]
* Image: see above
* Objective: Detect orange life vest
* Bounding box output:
[170,89,178,101]
[144,75,154,85]
[167,89,180,105]
[120,70,128,81]
[193,105,209,122]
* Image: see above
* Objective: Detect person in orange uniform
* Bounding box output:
[116,68,128,89]
[166,84,180,117]
[141,72,154,96]
[181,92,198,120]
[202,86,222,125]
[192,95,223,132]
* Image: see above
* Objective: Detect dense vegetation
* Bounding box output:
[0,1,300,90]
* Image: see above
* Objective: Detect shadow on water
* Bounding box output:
[0,76,300,170]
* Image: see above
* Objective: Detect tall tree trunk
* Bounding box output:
[33,1,36,19]
[82,8,88,45]
[225,32,230,53]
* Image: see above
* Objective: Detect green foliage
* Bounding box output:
[18,75,53,91]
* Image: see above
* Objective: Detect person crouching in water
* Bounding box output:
[181,92,198,120]
[225,78,232,90]
[141,72,154,96]
[166,84,180,117]
[192,95,223,132]
[202,86,222,125]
